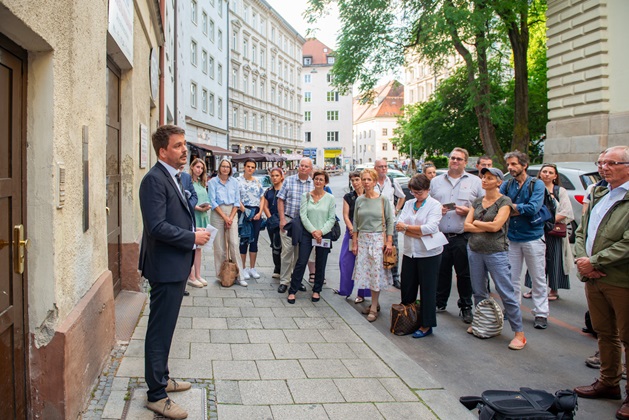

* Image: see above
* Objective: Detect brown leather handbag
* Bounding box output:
[218,235,239,287]
[547,222,567,237]
[390,302,422,336]
[380,198,398,269]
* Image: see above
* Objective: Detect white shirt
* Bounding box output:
[398,196,444,258]
[430,172,483,234]
[375,176,405,211]
[586,180,629,256]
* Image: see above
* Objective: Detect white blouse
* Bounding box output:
[398,196,443,258]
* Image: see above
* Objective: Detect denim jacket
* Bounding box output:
[500,176,545,242]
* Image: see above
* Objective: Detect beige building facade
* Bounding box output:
[545,0,629,161]
[0,0,162,417]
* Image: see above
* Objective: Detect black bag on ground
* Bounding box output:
[460,387,577,420]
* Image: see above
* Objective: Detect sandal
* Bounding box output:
[332,288,340,295]
[367,310,378,322]
[548,294,559,301]
[354,296,364,304]
[361,304,381,314]
[508,336,527,350]
[522,291,532,299]
[308,273,315,284]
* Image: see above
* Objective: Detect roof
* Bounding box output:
[302,38,334,66]
[353,81,405,123]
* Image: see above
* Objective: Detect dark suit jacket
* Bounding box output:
[139,162,196,283]
[180,171,198,223]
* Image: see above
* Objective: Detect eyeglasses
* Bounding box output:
[450,157,465,161]
[596,160,629,168]
[375,165,387,168]
[410,190,426,196]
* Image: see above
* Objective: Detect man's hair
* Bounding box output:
[299,158,313,167]
[451,147,469,161]
[408,174,431,191]
[152,125,185,156]
[604,145,629,161]
[312,170,329,184]
[477,155,492,164]
[504,150,529,168]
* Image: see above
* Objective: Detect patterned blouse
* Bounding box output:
[238,176,264,207]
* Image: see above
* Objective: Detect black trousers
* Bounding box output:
[267,227,282,274]
[145,279,187,402]
[289,230,330,294]
[401,254,442,328]
[436,234,473,309]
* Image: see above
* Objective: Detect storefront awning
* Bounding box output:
[188,141,237,157]
[324,149,342,158]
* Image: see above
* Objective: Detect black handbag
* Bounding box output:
[330,218,341,241]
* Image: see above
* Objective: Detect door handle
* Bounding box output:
[106,206,110,215]
[14,225,29,274]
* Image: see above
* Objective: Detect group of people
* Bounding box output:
[137,124,628,419]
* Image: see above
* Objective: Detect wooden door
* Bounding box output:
[0,34,28,418]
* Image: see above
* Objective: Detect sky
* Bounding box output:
[265,0,340,49]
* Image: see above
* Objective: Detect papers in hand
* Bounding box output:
[202,225,219,251]
[312,238,331,248]
[420,232,449,250]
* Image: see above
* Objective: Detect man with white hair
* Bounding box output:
[573,146,629,420]
[276,158,314,293]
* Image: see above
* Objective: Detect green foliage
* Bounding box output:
[425,155,448,169]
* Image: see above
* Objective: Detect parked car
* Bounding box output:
[504,162,600,242]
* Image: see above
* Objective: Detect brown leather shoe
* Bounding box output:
[146,397,188,419]
[574,379,621,400]
[165,378,191,393]
[617,396,629,420]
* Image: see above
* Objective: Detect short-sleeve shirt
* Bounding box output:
[238,176,264,207]
[264,187,280,216]
[375,176,405,211]
[277,174,314,218]
[430,172,484,234]
[468,195,512,254]
[343,191,359,223]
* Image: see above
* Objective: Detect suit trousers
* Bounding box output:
[279,215,299,286]
[211,205,244,280]
[145,279,187,402]
[401,254,441,328]
[586,280,629,392]
[436,234,473,309]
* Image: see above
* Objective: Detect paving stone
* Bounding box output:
[293,317,333,329]
[239,380,293,405]
[234,289,267,298]
[172,328,210,343]
[178,306,210,317]
[110,377,129,391]
[271,307,308,318]
[227,317,264,329]
[309,343,355,359]
[283,329,325,343]
[320,329,363,343]
[334,378,395,402]
[281,297,315,308]
[230,343,275,360]
[190,343,232,361]
[375,402,438,419]
[256,360,307,379]
[343,358,396,378]
[215,380,242,404]
[168,357,214,378]
[223,297,255,307]
[216,405,272,419]
[252,298,287,307]
[347,342,379,359]
[101,390,126,419]
[240,307,275,318]
[271,404,328,420]
[193,297,225,307]
[136,316,149,327]
[167,340,192,359]
[260,317,299,329]
[175,316,192,329]
[213,360,260,380]
[300,359,353,379]
[210,330,250,344]
[206,288,237,298]
[270,343,317,359]
[287,379,345,403]
[416,389,476,420]
[378,378,419,402]
[247,329,288,344]
[262,290,289,298]
[124,339,145,358]
[119,389,155,420]
[115,356,144,377]
[192,317,228,329]
[303,307,338,318]
[209,307,242,318]
[323,403,384,420]
[327,318,353,330]
[131,326,147,340]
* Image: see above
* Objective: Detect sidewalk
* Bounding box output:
[82,234,473,419]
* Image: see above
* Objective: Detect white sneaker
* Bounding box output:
[237,278,248,287]
[248,268,261,279]
[242,268,251,280]
[187,278,203,288]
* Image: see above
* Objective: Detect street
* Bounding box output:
[325,173,620,419]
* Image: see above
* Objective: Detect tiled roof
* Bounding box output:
[353,81,405,122]
[302,38,334,66]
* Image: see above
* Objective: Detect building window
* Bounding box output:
[326,91,339,102]
[260,18,265,35]
[260,116,265,133]
[232,108,238,128]
[217,0,222,16]
[327,56,335,64]
[202,89,208,112]
[243,111,248,130]
[260,81,265,99]
[202,12,207,34]
[191,0,197,24]
[209,56,215,79]
[284,123,287,137]
[191,82,197,108]
[243,39,248,59]
[382,142,388,151]
[305,132,311,142]
[201,50,207,73]
[382,128,388,136]
[232,31,238,51]
[303,57,312,66]
[252,79,256,97]
[271,86,275,104]
[209,93,215,115]
[327,73,334,83]
[209,19,215,42]
[304,111,311,121]
[191,40,197,66]
[218,30,223,50]
[218,64,222,85]
[327,111,339,121]
[271,55,276,72]
[252,113,257,131]
[304,74,311,84]
[260,49,265,66]
[218,98,223,119]
[243,75,248,94]
[252,44,257,63]
[232,68,238,89]
[327,131,339,142]
[304,92,311,103]
[392,143,397,150]
[252,12,257,31]
[271,26,275,42]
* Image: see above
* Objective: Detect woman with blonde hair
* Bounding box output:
[187,158,211,287]
[352,168,394,322]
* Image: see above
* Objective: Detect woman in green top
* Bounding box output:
[287,170,336,304]
[352,168,395,322]
[188,158,211,288]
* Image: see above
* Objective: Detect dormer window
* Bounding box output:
[303,57,312,65]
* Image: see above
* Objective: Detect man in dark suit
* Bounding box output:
[139,125,210,419]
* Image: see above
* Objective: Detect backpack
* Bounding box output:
[471,298,504,338]
[460,387,578,420]
[506,178,556,233]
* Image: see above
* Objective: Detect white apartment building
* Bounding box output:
[175,0,230,171]
[404,52,460,106]
[353,81,404,165]
[228,0,305,155]
[301,38,353,169]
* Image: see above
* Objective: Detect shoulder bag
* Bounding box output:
[547,185,566,237]
[218,234,239,287]
[381,198,398,269]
